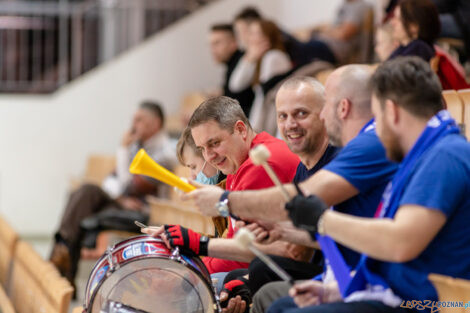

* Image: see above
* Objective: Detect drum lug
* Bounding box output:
[169,246,182,262]
[106,246,118,273]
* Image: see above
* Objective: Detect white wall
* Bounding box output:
[0,0,342,236]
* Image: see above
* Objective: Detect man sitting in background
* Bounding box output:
[209,23,255,117]
[50,101,176,292]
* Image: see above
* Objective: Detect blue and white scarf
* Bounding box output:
[343,110,460,305]
[316,119,376,295]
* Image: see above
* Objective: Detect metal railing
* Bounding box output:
[0,0,215,93]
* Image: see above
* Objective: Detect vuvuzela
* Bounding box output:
[129,149,196,193]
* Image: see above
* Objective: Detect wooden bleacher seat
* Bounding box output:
[148,164,215,235]
[0,214,18,289]
[166,92,208,136]
[442,90,464,125]
[429,273,470,313]
[72,306,84,313]
[70,154,116,190]
[314,68,335,85]
[0,284,15,313]
[457,88,470,139]
[10,241,73,313]
[148,195,215,236]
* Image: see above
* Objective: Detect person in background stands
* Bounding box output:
[229,19,292,132]
[388,0,440,62]
[375,23,399,62]
[209,23,255,117]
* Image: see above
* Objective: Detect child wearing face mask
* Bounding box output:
[176,127,226,185]
[176,127,227,236]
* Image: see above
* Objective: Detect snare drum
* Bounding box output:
[84,235,219,313]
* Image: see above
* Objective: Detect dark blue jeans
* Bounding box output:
[267,297,412,313]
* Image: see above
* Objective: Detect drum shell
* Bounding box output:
[83,235,218,313]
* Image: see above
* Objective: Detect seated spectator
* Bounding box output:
[143,96,300,279]
[307,0,371,65]
[218,76,340,312]
[186,66,398,313]
[49,101,176,292]
[388,0,469,89]
[229,19,292,132]
[375,23,399,62]
[176,127,228,240]
[176,127,221,184]
[388,0,440,62]
[270,56,470,313]
[233,7,260,51]
[233,7,321,67]
[208,23,254,117]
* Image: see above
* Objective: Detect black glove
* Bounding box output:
[164,225,209,256]
[220,276,251,313]
[285,194,327,238]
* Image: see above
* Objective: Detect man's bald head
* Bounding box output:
[276,76,327,158]
[277,76,325,112]
[326,65,373,118]
[321,65,373,147]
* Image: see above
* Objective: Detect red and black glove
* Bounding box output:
[164,225,209,256]
[220,276,251,313]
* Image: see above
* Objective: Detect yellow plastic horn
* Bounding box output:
[129,149,196,193]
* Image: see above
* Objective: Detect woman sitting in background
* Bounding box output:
[229,19,292,132]
[388,0,440,62]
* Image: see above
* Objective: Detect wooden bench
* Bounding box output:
[148,196,215,236]
[457,88,470,139]
[0,214,18,290]
[0,283,15,313]
[10,241,73,313]
[429,273,470,313]
[70,154,116,190]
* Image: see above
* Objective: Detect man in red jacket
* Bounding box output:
[144,96,300,274]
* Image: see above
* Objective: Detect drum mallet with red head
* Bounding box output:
[235,228,294,285]
[249,144,291,201]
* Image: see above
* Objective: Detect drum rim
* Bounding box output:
[84,236,219,313]
[84,236,166,306]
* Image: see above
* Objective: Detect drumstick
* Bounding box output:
[249,145,291,201]
[235,228,294,285]
[134,221,160,230]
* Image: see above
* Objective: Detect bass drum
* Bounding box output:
[83,235,219,313]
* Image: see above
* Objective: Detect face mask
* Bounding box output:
[195,161,219,185]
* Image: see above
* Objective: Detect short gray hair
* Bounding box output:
[188,96,252,132]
